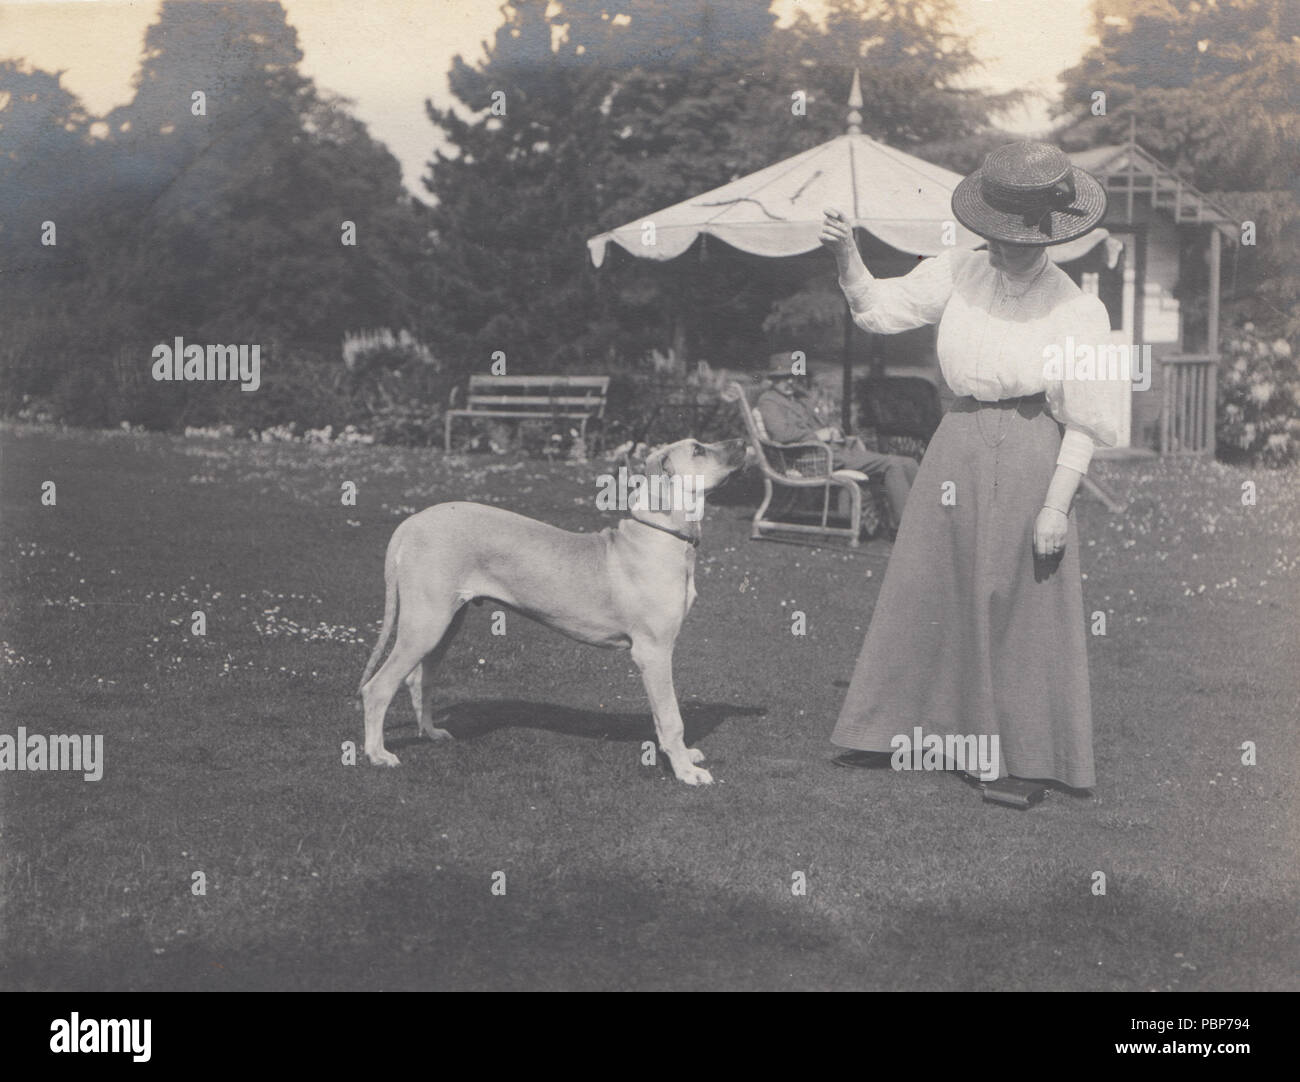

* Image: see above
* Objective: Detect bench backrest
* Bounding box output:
[464,374,610,414]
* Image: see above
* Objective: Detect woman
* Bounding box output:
[820,141,1120,797]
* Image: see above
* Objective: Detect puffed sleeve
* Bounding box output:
[1045,293,1124,475]
[838,248,962,334]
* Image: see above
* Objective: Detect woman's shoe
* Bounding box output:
[979,776,1049,808]
[831,750,891,769]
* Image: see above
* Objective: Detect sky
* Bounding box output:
[1,0,1100,195]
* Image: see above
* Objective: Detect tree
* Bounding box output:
[94,0,427,351]
[1057,0,1300,337]
[422,0,1010,373]
[0,61,97,291]
[0,61,102,411]
[1,1,432,427]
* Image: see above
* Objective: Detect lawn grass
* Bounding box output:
[1,423,1296,990]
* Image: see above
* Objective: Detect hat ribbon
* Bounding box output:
[1025,177,1090,238]
[981,172,1090,238]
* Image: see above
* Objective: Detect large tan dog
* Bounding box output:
[357,438,748,785]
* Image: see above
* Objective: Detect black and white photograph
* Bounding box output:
[1,0,1296,1018]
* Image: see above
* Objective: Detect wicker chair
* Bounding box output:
[857,375,942,461]
[722,380,884,547]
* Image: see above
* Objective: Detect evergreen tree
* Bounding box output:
[0,1,432,427]
[95,0,427,351]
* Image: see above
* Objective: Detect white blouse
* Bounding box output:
[839,247,1120,474]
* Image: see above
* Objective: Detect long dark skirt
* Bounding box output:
[831,394,1096,789]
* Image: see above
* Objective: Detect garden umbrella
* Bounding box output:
[586,70,985,429]
[588,73,1114,429]
[588,76,983,268]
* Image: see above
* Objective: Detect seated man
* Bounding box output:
[756,369,918,533]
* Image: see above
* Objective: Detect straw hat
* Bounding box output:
[952,141,1107,246]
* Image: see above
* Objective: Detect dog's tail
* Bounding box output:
[357,526,402,695]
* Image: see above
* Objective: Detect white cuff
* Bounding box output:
[1056,427,1096,475]
[839,266,874,311]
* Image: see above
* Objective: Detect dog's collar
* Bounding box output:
[628,515,700,547]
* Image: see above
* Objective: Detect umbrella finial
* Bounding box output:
[846,67,863,134]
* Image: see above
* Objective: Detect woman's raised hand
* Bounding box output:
[820,207,858,269]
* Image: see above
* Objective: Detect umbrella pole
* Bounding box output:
[841,299,853,433]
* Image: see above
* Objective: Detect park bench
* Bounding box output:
[444,374,610,452]
[722,379,887,547]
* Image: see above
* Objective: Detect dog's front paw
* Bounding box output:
[366,747,401,767]
[418,725,454,742]
[676,764,714,786]
[686,747,706,764]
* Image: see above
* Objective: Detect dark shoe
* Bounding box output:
[979,776,1049,808]
[831,750,891,769]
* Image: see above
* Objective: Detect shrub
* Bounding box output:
[601,359,744,448]
[338,329,451,446]
[1217,323,1300,468]
[361,403,441,447]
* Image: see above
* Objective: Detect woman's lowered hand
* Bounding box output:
[1033,506,1069,559]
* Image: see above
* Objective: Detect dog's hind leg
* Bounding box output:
[630,638,712,786]
[406,605,467,741]
[362,597,463,767]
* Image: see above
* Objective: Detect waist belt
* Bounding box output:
[953,392,1046,411]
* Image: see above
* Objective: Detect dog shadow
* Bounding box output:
[387,699,766,751]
